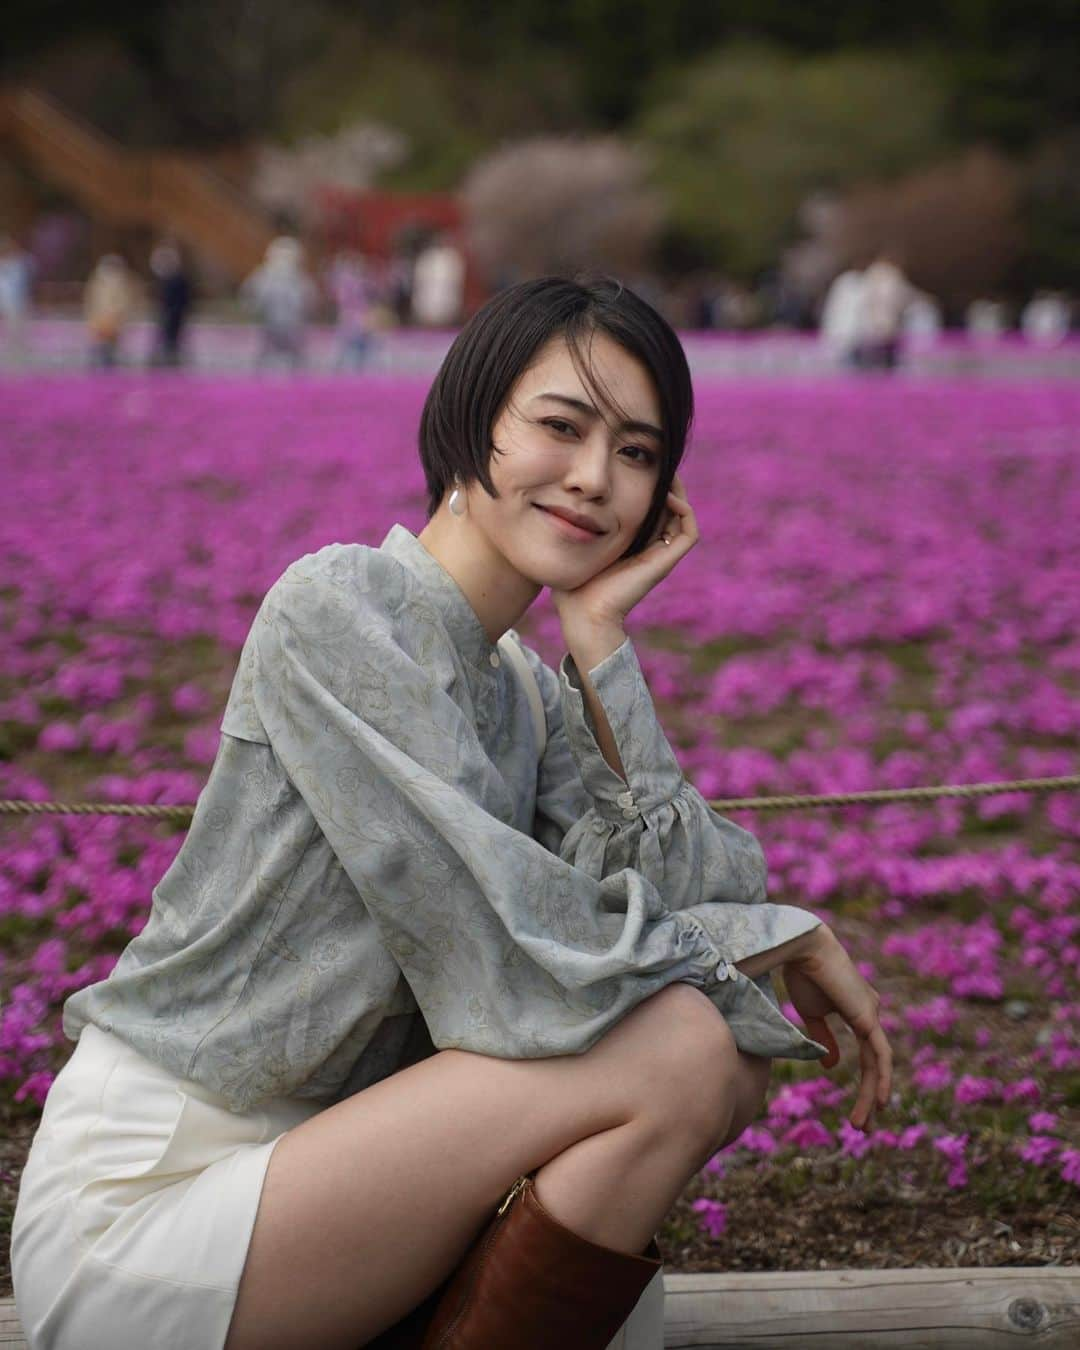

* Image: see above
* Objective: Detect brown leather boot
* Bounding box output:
[364,1279,448,1349]
[417,1171,663,1349]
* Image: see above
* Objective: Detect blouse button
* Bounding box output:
[714,961,731,983]
[621,806,638,821]
[489,651,501,668]
[616,790,635,808]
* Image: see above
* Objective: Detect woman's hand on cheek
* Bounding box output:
[550,476,699,641]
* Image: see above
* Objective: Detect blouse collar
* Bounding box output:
[379,523,502,674]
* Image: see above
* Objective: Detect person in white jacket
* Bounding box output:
[853,251,917,370]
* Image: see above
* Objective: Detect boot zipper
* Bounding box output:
[432,1173,532,1348]
[497,1172,530,1216]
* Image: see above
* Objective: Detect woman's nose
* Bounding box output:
[563,433,611,497]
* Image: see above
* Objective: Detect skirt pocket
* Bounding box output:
[67,1053,193,1249]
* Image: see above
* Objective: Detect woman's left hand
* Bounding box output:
[550,474,699,634]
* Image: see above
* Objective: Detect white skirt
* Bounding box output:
[12,1023,666,1350]
[10,1023,322,1350]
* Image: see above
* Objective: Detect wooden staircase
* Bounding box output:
[0,86,275,282]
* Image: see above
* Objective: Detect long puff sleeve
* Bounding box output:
[524,639,827,1053]
[527,638,824,959]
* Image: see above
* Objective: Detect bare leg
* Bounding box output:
[224,984,768,1350]
[532,1047,772,1253]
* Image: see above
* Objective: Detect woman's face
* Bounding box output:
[463,331,665,592]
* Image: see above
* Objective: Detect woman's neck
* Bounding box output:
[416,509,541,645]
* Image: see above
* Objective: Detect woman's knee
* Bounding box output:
[622,983,742,1134]
[718,1052,772,1149]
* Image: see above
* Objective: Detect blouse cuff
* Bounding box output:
[559,638,686,823]
[690,901,824,971]
[685,904,828,1060]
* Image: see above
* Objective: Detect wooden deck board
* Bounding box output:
[3,1267,1079,1348]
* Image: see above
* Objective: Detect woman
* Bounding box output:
[11,276,892,1350]
[83,253,139,370]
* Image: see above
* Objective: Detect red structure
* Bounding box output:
[313,186,487,315]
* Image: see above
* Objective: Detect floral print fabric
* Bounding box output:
[63,524,826,1112]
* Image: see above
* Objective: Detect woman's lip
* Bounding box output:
[534,505,606,540]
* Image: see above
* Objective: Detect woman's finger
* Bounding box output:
[851,1036,879,1130]
[870,1025,893,1106]
[652,493,697,554]
[805,1015,840,1068]
[662,489,699,545]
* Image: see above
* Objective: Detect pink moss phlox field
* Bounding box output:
[1,372,1078,1227]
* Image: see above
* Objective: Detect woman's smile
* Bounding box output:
[533,503,608,542]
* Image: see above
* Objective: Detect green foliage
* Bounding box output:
[635,44,951,276]
[1021,131,1080,292]
[278,18,585,192]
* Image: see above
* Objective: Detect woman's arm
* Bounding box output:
[562,621,629,781]
[245,545,823,1066]
[743,923,894,1131]
[732,923,824,979]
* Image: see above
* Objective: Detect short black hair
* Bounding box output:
[418,274,694,557]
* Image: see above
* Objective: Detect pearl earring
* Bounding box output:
[448,485,467,517]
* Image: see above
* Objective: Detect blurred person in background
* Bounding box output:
[901,291,944,345]
[1021,291,1072,346]
[149,238,194,367]
[242,235,318,372]
[84,253,140,370]
[411,230,465,327]
[966,297,1010,343]
[852,249,917,371]
[326,248,380,371]
[0,233,37,366]
[819,267,865,369]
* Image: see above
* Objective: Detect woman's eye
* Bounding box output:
[620,445,659,467]
[544,418,577,436]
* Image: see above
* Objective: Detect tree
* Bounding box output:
[156,0,330,141]
[833,148,1025,313]
[635,44,950,278]
[461,137,665,283]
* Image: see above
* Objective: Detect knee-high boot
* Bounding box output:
[417,1171,663,1349]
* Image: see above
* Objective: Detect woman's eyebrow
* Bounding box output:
[530,392,663,442]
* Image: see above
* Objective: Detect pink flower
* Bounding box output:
[945,1163,968,1189]
[904,997,959,1035]
[950,972,1004,1000]
[933,1132,969,1164]
[839,1119,873,1158]
[954,1075,1002,1106]
[731,1126,777,1156]
[768,1085,816,1120]
[171,683,210,715]
[1059,1149,1080,1186]
[183,727,220,765]
[913,1061,952,1092]
[14,1071,55,1106]
[932,1133,970,1187]
[1028,1112,1059,1133]
[38,721,82,752]
[898,1124,928,1150]
[1002,1077,1041,1104]
[783,1119,834,1150]
[1016,1136,1060,1166]
[692,1198,728,1239]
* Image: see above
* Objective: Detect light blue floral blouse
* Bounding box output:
[62,524,827,1113]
